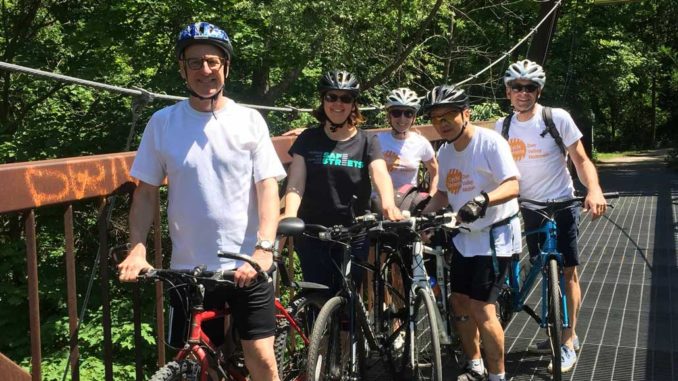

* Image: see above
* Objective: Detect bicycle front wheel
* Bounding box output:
[149,359,215,381]
[275,292,327,381]
[547,258,563,381]
[307,296,353,381]
[411,287,443,381]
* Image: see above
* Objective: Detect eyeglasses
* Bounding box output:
[430,110,460,126]
[510,83,539,93]
[183,57,226,71]
[389,109,415,118]
[323,93,355,104]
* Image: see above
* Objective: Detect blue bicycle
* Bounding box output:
[495,192,618,380]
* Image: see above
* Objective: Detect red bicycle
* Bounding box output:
[112,217,328,381]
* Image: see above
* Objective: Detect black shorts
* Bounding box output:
[521,206,581,268]
[449,245,510,303]
[167,273,276,348]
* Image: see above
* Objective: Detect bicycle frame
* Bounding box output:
[507,216,570,329]
[422,242,454,345]
[174,301,245,381]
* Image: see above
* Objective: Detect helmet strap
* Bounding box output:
[326,102,354,132]
[391,127,409,139]
[182,59,228,102]
[328,119,347,133]
[446,120,467,144]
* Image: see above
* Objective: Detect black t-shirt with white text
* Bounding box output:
[289,126,383,226]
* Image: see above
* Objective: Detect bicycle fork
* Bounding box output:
[409,240,450,353]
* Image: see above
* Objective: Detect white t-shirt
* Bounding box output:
[131,99,286,270]
[494,104,582,202]
[437,127,521,257]
[377,131,435,191]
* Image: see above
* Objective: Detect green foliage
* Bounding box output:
[471,102,504,122]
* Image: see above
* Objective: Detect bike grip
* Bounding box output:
[603,192,620,199]
[381,219,412,229]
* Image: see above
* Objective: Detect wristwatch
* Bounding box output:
[255,239,274,252]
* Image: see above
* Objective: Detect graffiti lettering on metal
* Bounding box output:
[0,153,138,213]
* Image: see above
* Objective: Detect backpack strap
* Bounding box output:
[501,113,512,140]
[541,106,567,157]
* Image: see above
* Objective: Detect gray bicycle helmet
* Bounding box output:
[385,88,421,111]
[318,70,360,96]
[422,85,469,115]
[504,59,546,89]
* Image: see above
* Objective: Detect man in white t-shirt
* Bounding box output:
[422,85,521,381]
[117,22,285,381]
[496,59,608,374]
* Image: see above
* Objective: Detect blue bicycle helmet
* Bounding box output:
[176,22,234,60]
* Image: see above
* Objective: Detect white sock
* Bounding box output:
[489,373,506,381]
[468,358,484,373]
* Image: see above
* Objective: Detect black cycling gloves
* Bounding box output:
[458,191,489,223]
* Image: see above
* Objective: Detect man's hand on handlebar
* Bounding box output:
[234,249,272,288]
[117,243,153,282]
[583,189,607,219]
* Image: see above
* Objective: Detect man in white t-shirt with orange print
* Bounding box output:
[496,59,608,374]
[422,85,521,381]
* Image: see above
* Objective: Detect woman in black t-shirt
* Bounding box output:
[282,70,401,292]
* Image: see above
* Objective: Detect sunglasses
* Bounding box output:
[430,110,460,126]
[323,93,355,104]
[183,57,226,71]
[510,83,539,93]
[389,109,415,118]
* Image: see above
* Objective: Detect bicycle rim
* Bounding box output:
[547,258,563,381]
[381,251,410,368]
[307,296,349,381]
[411,288,443,381]
[276,293,327,381]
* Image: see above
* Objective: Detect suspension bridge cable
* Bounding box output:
[0,61,380,112]
[454,0,562,87]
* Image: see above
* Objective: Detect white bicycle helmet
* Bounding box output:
[504,59,546,89]
[422,85,469,114]
[385,88,421,111]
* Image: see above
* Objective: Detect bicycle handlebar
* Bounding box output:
[108,246,268,284]
[303,213,380,242]
[519,192,619,208]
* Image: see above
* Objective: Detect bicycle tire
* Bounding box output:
[495,284,513,329]
[149,359,213,381]
[275,293,327,381]
[307,296,350,381]
[547,258,563,381]
[411,287,443,381]
[380,250,410,360]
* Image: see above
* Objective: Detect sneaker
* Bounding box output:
[457,366,488,381]
[529,335,580,353]
[548,344,577,373]
[393,330,406,352]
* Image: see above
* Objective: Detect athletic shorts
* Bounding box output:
[521,206,581,268]
[167,270,276,348]
[449,245,510,303]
